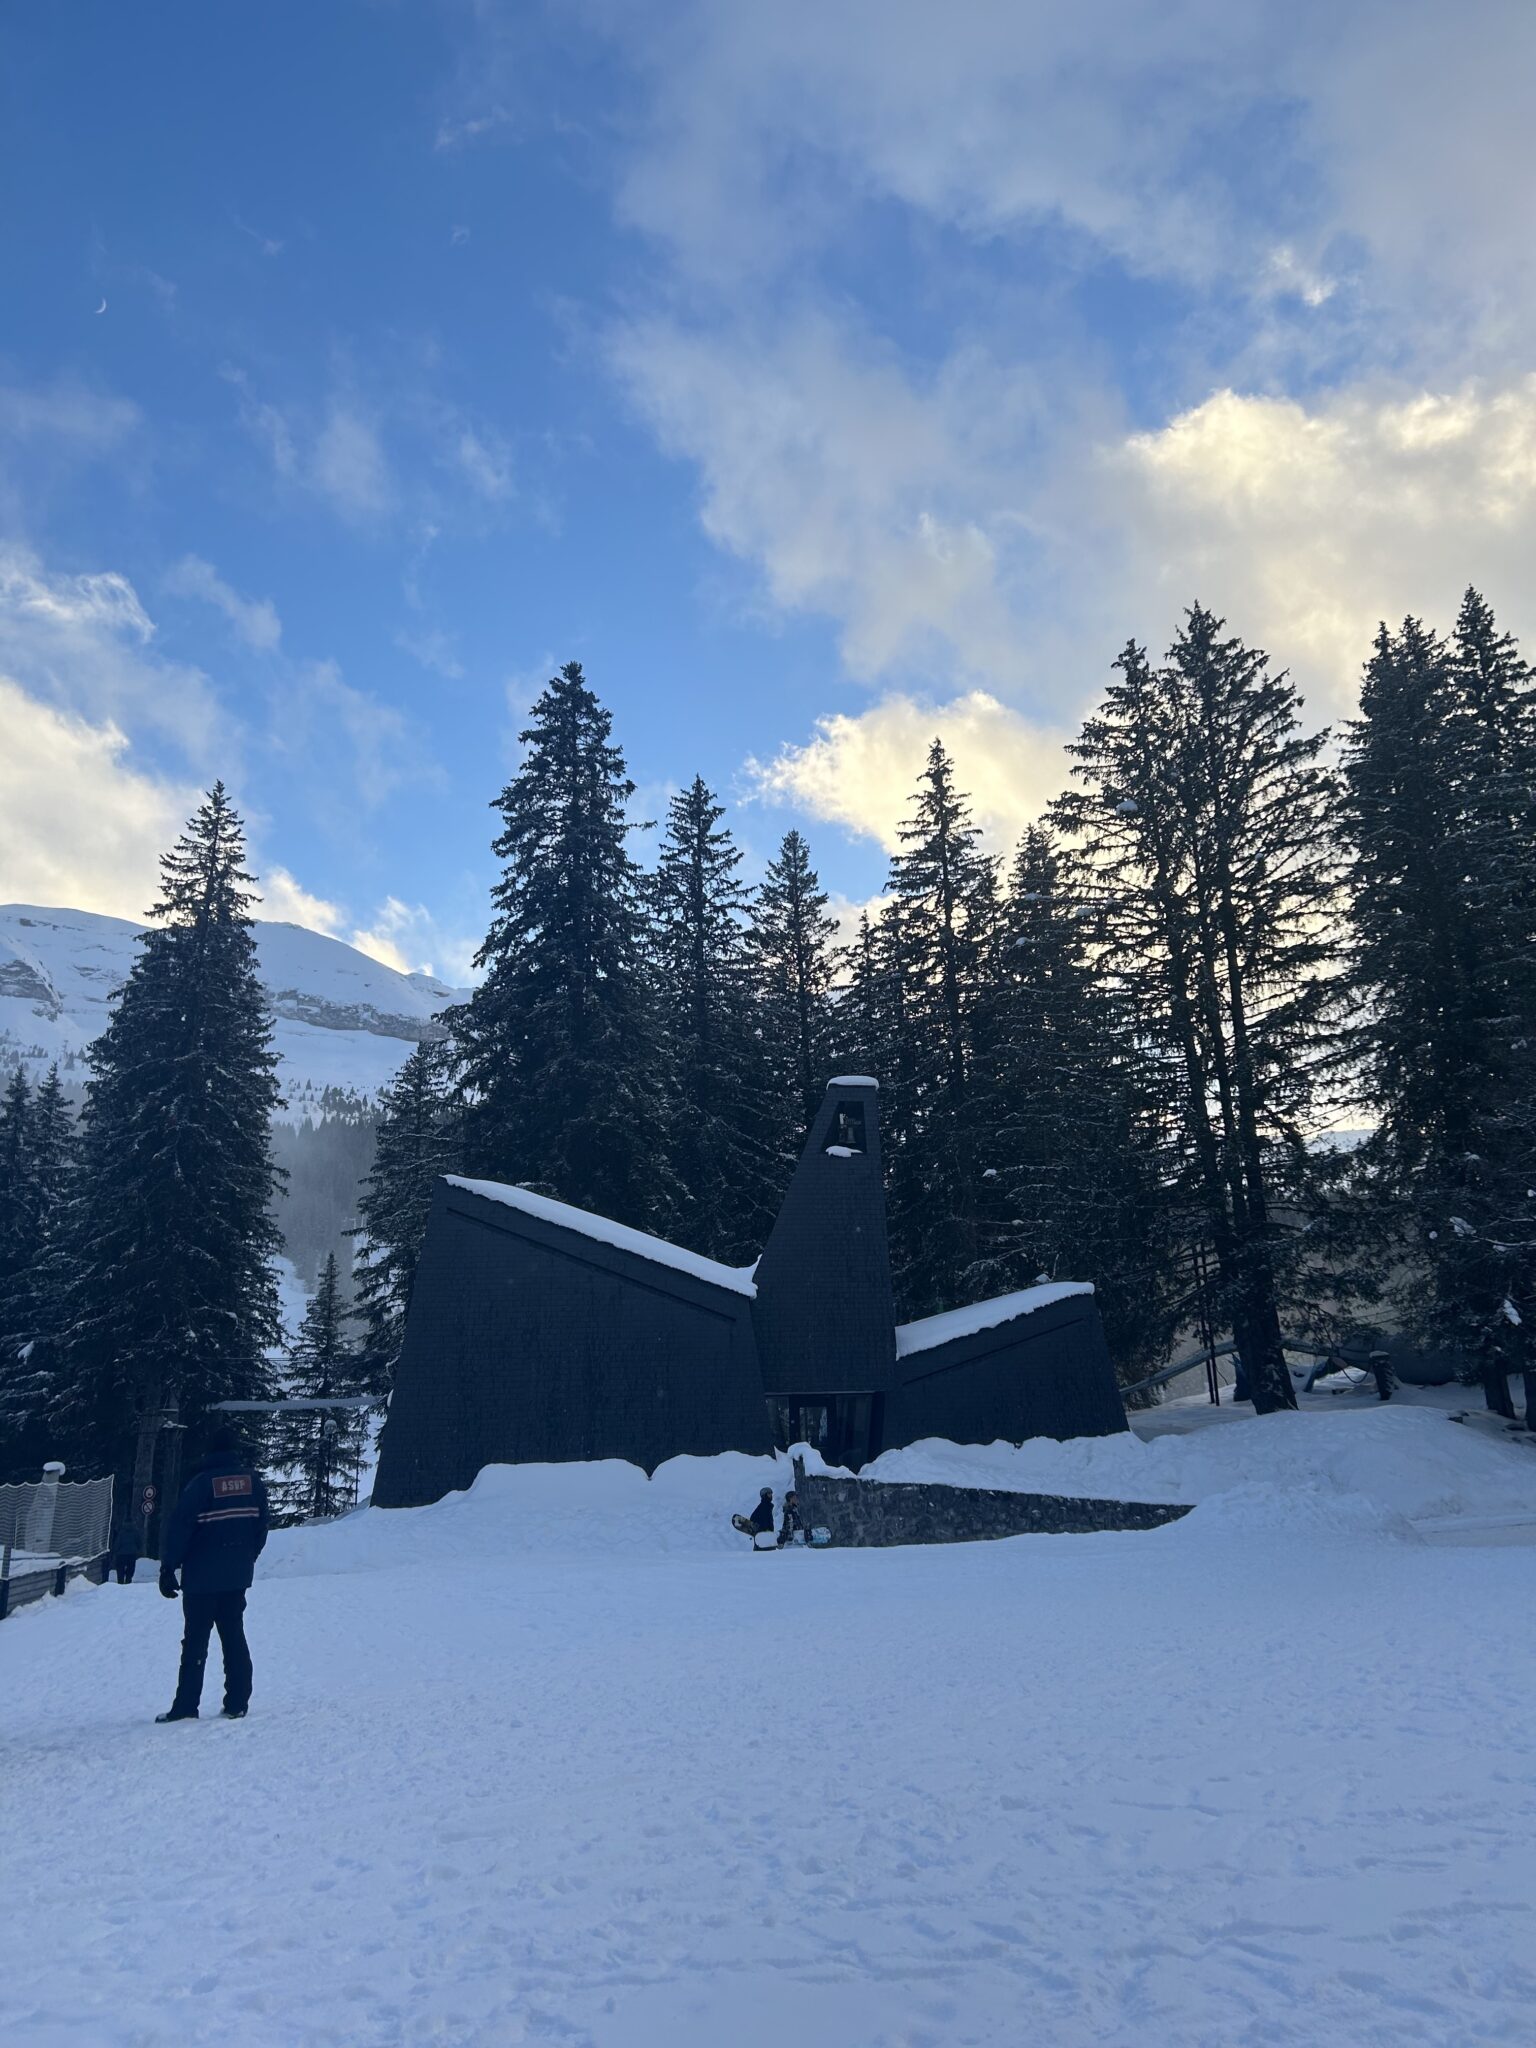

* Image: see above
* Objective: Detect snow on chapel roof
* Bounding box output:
[445,1177,759,1297]
[895,1281,1093,1359]
[827,1075,878,1089]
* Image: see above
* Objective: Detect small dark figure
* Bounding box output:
[731,1486,776,1542]
[156,1426,270,1723]
[777,1491,803,1547]
[111,1522,141,1585]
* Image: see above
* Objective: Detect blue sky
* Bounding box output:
[4,1,1535,977]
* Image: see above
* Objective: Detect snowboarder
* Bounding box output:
[732,1487,776,1543]
[156,1426,270,1723]
[110,1522,140,1584]
[777,1491,803,1547]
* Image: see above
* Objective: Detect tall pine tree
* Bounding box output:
[881,741,1000,1318]
[352,1040,457,1390]
[973,828,1177,1383]
[43,786,285,1475]
[0,1067,31,1313]
[748,829,838,1144]
[1055,610,1342,1413]
[651,776,777,1263]
[450,663,677,1230]
[0,1065,78,1472]
[1342,598,1536,1407]
[269,1253,368,1522]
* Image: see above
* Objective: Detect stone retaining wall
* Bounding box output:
[790,1458,1191,1546]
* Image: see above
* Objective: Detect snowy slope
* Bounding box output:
[0,904,468,1116]
[5,1414,1536,2045]
[863,1403,1536,1521]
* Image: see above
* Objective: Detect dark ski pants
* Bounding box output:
[172,1590,253,1715]
[114,1564,133,1584]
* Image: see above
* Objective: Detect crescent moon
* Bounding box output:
[94,297,107,315]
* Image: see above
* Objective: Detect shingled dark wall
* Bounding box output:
[372,1182,772,1508]
[884,1292,1128,1452]
[751,1078,895,1398]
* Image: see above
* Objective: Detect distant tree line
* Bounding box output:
[2,589,1532,1491]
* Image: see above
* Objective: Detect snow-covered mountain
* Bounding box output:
[0,904,468,1118]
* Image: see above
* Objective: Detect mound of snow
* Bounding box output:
[862,1407,1536,1524]
[262,1448,819,1577]
[261,1410,1532,1584]
[1167,1481,1424,1545]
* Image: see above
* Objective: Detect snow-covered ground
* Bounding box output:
[5,1407,1536,2047]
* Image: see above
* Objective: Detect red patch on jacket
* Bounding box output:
[212,1473,253,1498]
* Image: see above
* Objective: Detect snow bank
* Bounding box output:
[864,1407,1536,1523]
[262,1447,821,1577]
[1169,1482,1425,1546]
[260,1408,1533,1587]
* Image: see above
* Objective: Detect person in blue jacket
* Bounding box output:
[156,1426,270,1723]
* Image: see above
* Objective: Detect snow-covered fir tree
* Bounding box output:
[0,1067,31,1307]
[42,785,285,1475]
[0,1065,78,1471]
[650,776,778,1263]
[1342,596,1536,1408]
[972,828,1178,1384]
[352,1040,457,1391]
[450,663,678,1231]
[1055,610,1343,1414]
[747,828,838,1145]
[269,1253,368,1521]
[836,902,921,1212]
[881,741,1001,1319]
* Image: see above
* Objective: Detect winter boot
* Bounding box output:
[155,1707,199,1723]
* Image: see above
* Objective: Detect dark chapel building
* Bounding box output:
[373,1077,1128,1509]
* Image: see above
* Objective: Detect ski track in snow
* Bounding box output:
[5,1427,1536,2046]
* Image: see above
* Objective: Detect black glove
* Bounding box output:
[159,1569,179,1600]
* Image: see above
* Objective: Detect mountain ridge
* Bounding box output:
[0,903,470,1119]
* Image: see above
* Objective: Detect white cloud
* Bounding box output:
[749,690,1069,854]
[256,865,346,935]
[620,296,1536,747]
[0,548,152,642]
[395,628,465,680]
[1260,245,1336,310]
[251,870,478,984]
[1112,374,1536,712]
[607,0,1264,291]
[271,659,440,810]
[453,427,513,501]
[233,215,285,259]
[434,105,513,151]
[348,898,480,984]
[312,405,394,521]
[164,554,282,651]
[0,544,226,767]
[593,0,1536,352]
[0,380,142,452]
[613,316,1043,691]
[0,677,197,919]
[222,368,394,524]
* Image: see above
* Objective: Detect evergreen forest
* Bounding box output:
[3,595,1533,1497]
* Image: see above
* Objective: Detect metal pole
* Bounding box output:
[159,1407,188,1532]
[130,1377,167,1561]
